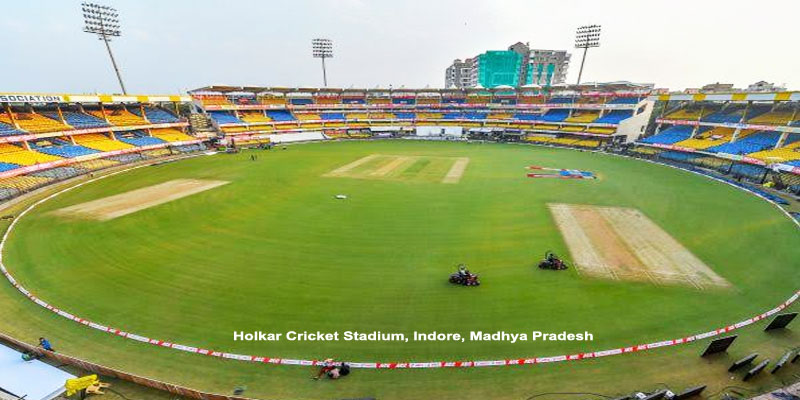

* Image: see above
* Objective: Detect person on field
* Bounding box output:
[39,337,55,352]
[313,358,336,380]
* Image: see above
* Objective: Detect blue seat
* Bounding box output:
[142,107,180,123]
[706,131,781,155]
[118,130,167,146]
[42,111,109,129]
[34,144,99,158]
[208,111,244,124]
[639,125,694,145]
[541,109,570,122]
[594,110,633,124]
[607,97,641,104]
[265,110,296,121]
[0,121,27,136]
[0,162,19,172]
[394,112,415,119]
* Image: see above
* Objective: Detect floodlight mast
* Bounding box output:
[574,24,601,85]
[312,38,333,87]
[82,2,127,94]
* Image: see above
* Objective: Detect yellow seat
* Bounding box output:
[150,128,195,142]
[73,133,133,151]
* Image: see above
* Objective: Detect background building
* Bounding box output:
[445,42,570,88]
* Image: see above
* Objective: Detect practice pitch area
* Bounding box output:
[1,140,797,399]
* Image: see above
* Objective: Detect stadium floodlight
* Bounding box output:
[574,24,601,85]
[82,2,127,94]
[312,38,333,87]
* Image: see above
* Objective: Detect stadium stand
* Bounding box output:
[672,127,736,150]
[540,109,570,122]
[208,111,244,124]
[73,133,133,151]
[238,111,272,123]
[321,113,346,120]
[150,128,195,142]
[89,108,147,126]
[706,131,782,154]
[0,143,62,165]
[133,107,181,123]
[0,121,27,136]
[117,130,167,146]
[42,111,109,129]
[747,109,796,125]
[747,135,800,163]
[265,110,295,121]
[31,138,100,158]
[295,113,322,121]
[565,111,600,123]
[0,112,70,133]
[607,97,641,104]
[593,110,632,124]
[639,125,694,145]
[663,106,711,120]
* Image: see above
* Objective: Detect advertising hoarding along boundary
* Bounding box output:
[0,161,797,369]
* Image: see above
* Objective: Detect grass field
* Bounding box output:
[1,140,798,399]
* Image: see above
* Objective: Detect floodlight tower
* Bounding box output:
[574,24,601,85]
[82,2,127,94]
[312,38,333,87]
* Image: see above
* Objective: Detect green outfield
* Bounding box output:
[1,140,798,399]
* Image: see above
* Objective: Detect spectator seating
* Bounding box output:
[639,125,694,145]
[747,135,800,164]
[88,108,147,126]
[31,138,100,158]
[565,111,600,123]
[488,113,513,119]
[593,110,632,124]
[208,111,244,124]
[541,109,570,122]
[549,97,574,104]
[672,127,735,150]
[42,111,109,129]
[151,128,195,142]
[747,110,795,125]
[394,112,415,119]
[663,107,711,120]
[321,113,346,120]
[73,133,133,151]
[138,107,180,123]
[198,95,231,106]
[117,130,167,147]
[0,112,70,133]
[514,113,542,121]
[706,131,782,154]
[585,127,616,134]
[0,162,18,172]
[238,111,272,123]
[0,121,27,136]
[369,113,396,119]
[295,113,322,121]
[0,143,62,165]
[607,97,641,104]
[265,110,296,121]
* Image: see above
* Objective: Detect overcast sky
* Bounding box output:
[2,0,798,94]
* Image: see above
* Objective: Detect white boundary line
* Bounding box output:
[0,143,797,369]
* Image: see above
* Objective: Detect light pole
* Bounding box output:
[82,2,127,94]
[574,24,601,85]
[312,38,333,87]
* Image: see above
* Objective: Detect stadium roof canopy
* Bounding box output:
[189,81,654,95]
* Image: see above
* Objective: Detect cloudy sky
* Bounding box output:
[2,0,797,94]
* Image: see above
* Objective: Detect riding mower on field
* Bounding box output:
[538,251,570,270]
[449,264,480,286]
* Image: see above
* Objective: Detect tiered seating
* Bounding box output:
[488,113,512,120]
[560,126,586,133]
[565,111,600,123]
[540,109,570,122]
[523,135,600,148]
[672,127,735,150]
[706,131,782,154]
[32,138,99,158]
[265,110,295,121]
[42,111,109,129]
[514,113,541,121]
[701,108,744,124]
[321,113,345,120]
[369,113,396,119]
[585,127,617,135]
[197,95,231,106]
[73,133,133,151]
[663,107,710,120]
[747,135,800,164]
[0,121,26,136]
[208,111,244,124]
[151,128,194,142]
[394,112,416,119]
[0,113,69,133]
[259,96,286,105]
[747,110,795,125]
[238,111,272,123]
[593,110,632,124]
[140,107,180,123]
[0,162,18,172]
[89,108,147,126]
[416,112,443,119]
[295,113,322,121]
[346,113,369,120]
[607,97,641,104]
[0,143,62,165]
[549,97,574,104]
[639,125,694,145]
[0,175,53,191]
[117,131,167,147]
